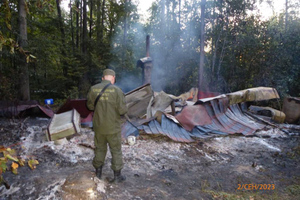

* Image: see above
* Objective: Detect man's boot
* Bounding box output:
[95,165,103,179]
[108,170,126,183]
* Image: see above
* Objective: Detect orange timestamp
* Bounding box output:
[237,184,275,190]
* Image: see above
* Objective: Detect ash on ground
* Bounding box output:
[0,117,299,200]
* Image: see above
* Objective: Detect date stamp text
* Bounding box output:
[237,184,275,190]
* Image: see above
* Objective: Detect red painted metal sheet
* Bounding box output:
[57,99,91,118]
[198,91,220,99]
[0,101,54,118]
[175,104,212,131]
[175,96,266,136]
[36,105,54,118]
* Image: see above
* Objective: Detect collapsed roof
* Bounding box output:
[122,85,294,142]
[5,85,296,143]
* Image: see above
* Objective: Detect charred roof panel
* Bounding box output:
[125,83,154,119]
[226,87,280,105]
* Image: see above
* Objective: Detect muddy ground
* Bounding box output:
[0,117,299,200]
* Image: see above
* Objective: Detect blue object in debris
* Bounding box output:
[44,99,54,105]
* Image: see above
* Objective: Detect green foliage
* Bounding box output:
[0,0,299,101]
[285,185,300,196]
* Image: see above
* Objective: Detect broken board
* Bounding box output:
[46,109,81,141]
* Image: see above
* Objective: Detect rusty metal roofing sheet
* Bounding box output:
[175,96,266,136]
[209,99,259,135]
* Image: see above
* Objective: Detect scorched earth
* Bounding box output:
[0,117,299,200]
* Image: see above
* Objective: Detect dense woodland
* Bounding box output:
[0,0,299,103]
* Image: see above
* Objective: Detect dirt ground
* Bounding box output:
[0,117,299,200]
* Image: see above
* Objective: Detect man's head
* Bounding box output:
[102,69,116,84]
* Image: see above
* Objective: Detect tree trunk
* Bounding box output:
[122,0,128,69]
[18,0,30,100]
[76,0,80,49]
[56,0,68,76]
[70,0,75,53]
[96,0,101,42]
[101,0,106,41]
[82,0,88,55]
[89,0,93,38]
[198,0,206,92]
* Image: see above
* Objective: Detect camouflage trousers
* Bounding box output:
[93,132,124,171]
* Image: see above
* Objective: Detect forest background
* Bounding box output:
[0,0,299,104]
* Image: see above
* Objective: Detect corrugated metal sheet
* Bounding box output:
[191,126,227,138]
[121,121,140,138]
[122,98,269,142]
[175,97,267,137]
[122,115,194,142]
[174,104,212,131]
[121,87,282,143]
[202,98,262,135]
[0,100,54,118]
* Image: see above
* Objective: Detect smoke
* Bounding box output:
[109,11,149,93]
[115,70,143,93]
[109,0,202,95]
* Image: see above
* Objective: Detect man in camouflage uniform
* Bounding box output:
[87,69,128,183]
